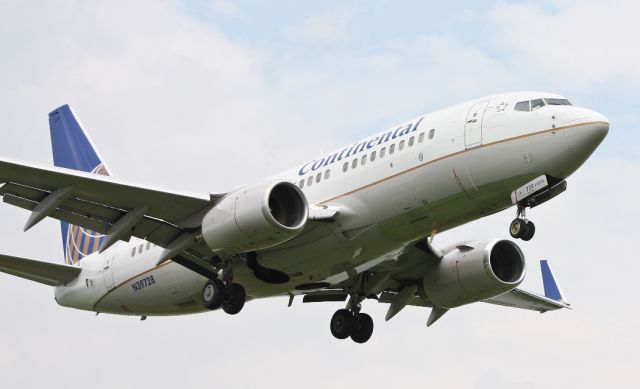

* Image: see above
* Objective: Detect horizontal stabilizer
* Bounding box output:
[0,254,81,286]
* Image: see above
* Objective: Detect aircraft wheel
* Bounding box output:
[509,218,528,239]
[201,279,225,310]
[222,283,246,315]
[521,221,536,241]
[350,313,374,344]
[330,309,355,339]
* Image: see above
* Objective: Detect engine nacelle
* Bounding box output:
[422,239,526,308]
[201,180,308,253]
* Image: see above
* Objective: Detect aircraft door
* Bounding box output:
[103,254,116,290]
[464,100,489,148]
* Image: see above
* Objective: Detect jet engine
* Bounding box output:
[202,180,308,253]
[422,239,525,308]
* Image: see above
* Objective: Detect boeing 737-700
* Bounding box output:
[0,92,607,343]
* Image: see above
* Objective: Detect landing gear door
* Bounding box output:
[465,100,489,149]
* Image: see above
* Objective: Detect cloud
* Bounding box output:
[205,0,244,18]
[281,5,356,44]
[489,0,640,88]
[0,1,637,388]
[0,0,343,193]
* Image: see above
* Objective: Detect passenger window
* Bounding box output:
[380,147,386,158]
[299,179,304,189]
[514,101,530,112]
[352,158,358,169]
[371,150,377,161]
[324,170,330,180]
[409,136,415,147]
[531,99,545,111]
[307,176,313,186]
[389,144,395,154]
[361,155,367,166]
[316,173,321,183]
[146,242,151,250]
[418,132,425,143]
[428,129,435,139]
[343,162,348,172]
[138,244,143,254]
[399,140,405,150]
[131,247,136,257]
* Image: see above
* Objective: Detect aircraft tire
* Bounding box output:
[222,283,246,315]
[330,309,355,339]
[509,218,528,239]
[350,313,374,344]
[202,279,225,310]
[521,221,536,241]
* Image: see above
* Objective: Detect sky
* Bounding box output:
[0,1,638,388]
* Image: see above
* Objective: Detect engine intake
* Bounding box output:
[422,239,525,308]
[202,180,308,253]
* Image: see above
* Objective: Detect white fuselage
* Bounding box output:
[54,91,609,316]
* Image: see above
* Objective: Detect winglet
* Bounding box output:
[540,260,567,303]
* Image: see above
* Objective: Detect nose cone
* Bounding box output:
[566,111,609,155]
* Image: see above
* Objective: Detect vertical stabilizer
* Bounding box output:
[48,105,111,265]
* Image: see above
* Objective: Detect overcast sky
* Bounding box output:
[0,1,638,388]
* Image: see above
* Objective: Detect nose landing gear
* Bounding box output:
[509,206,535,241]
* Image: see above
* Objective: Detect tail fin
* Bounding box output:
[48,105,111,265]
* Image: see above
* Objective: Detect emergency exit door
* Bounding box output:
[464,100,489,148]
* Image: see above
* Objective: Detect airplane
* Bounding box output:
[0,91,607,343]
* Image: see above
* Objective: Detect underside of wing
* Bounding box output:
[484,288,570,312]
[300,239,570,326]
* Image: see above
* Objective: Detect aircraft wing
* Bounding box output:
[304,241,570,325]
[483,288,570,312]
[484,259,570,312]
[0,253,81,286]
[0,157,222,256]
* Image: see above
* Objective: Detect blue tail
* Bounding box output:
[49,105,111,265]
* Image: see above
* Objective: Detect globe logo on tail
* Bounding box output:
[64,164,109,265]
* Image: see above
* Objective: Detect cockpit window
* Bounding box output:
[531,99,545,111]
[514,101,530,112]
[544,98,572,106]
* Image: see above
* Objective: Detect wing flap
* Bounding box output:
[0,254,81,286]
[0,158,223,251]
[3,193,113,233]
[0,158,213,223]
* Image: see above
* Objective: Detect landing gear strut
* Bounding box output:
[329,273,375,343]
[201,258,246,315]
[510,206,535,241]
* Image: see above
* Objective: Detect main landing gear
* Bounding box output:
[330,272,376,344]
[201,279,246,315]
[509,206,535,241]
[330,307,374,344]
